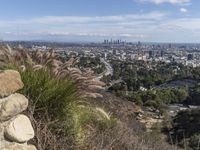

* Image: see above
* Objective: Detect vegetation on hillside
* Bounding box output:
[20,68,114,149]
[0,46,113,149]
[0,45,180,150]
[131,88,188,111]
[106,59,200,111]
[109,60,194,90]
[169,109,200,150]
[77,56,106,74]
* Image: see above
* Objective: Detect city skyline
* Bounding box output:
[0,0,200,43]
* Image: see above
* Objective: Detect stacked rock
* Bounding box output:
[0,70,36,150]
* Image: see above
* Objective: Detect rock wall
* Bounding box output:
[0,70,36,150]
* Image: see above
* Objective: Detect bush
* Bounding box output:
[18,67,114,149]
[169,109,200,150]
[20,67,77,120]
[18,67,78,149]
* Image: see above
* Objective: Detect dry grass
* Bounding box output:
[0,45,105,99]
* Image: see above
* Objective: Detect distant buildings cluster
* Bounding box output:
[10,40,200,68]
[103,39,126,45]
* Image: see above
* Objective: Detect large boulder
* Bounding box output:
[0,70,24,98]
[4,115,34,143]
[2,143,37,150]
[0,93,28,121]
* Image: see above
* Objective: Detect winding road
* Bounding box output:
[95,58,113,80]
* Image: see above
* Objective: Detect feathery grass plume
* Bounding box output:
[82,93,103,99]
[33,65,44,71]
[85,80,105,86]
[20,65,26,72]
[0,45,105,99]
[88,85,105,90]
[50,59,62,68]
[0,45,14,65]
[95,107,111,120]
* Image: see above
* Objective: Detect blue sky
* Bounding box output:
[0,0,200,42]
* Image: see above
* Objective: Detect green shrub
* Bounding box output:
[20,67,77,120]
[17,67,114,149]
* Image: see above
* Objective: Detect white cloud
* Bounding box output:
[180,8,188,13]
[167,18,200,30]
[1,10,200,42]
[138,0,190,5]
[15,12,166,24]
[0,12,167,41]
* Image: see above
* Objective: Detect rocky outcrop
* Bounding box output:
[5,115,34,143]
[136,108,163,131]
[0,94,28,121]
[0,70,36,150]
[0,70,24,98]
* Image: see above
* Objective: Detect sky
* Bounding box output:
[0,0,200,43]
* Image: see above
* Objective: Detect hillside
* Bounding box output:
[0,45,180,150]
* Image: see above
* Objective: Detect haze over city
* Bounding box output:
[2,0,200,149]
[0,0,200,43]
